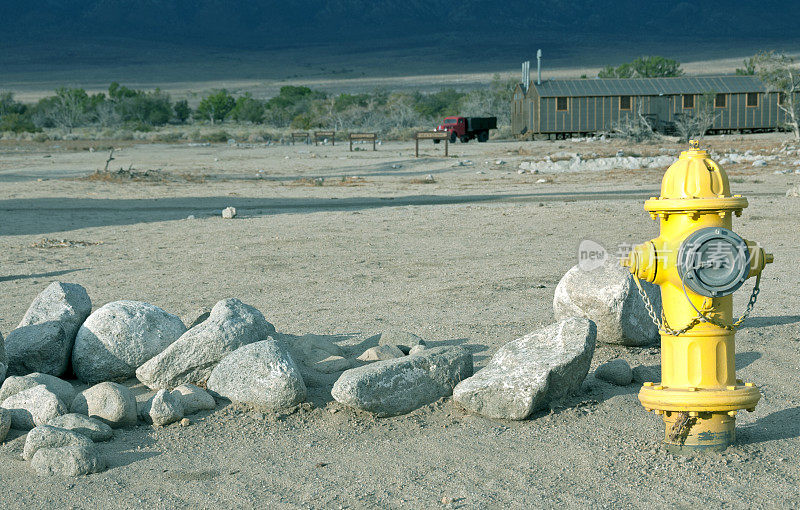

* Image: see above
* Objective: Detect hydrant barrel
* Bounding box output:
[624,140,771,453]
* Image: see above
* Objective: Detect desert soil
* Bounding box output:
[0,134,798,508]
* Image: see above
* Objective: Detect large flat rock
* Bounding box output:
[453,318,596,420]
[332,346,473,417]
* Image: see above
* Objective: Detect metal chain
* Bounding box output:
[632,272,762,336]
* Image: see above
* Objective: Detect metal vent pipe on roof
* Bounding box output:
[537,49,542,85]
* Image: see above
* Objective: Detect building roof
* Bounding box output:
[530,76,767,97]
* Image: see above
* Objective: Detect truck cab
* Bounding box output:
[436,117,466,142]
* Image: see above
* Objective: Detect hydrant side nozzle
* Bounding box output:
[627,241,658,283]
[745,240,774,278]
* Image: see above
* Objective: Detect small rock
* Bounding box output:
[0,373,76,407]
[140,389,183,427]
[332,346,473,417]
[72,301,187,384]
[408,345,427,355]
[632,365,661,385]
[170,384,216,415]
[207,338,306,410]
[47,414,113,442]
[594,359,633,386]
[23,424,94,461]
[536,178,547,183]
[357,345,405,362]
[424,174,434,182]
[31,445,105,476]
[222,206,237,219]
[8,282,91,377]
[71,382,137,428]
[753,160,767,167]
[453,318,596,420]
[553,258,661,346]
[0,408,10,441]
[1,385,67,430]
[180,418,190,427]
[136,298,275,390]
[186,215,196,220]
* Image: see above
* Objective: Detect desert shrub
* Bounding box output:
[203,130,231,142]
[0,112,40,133]
[411,88,465,118]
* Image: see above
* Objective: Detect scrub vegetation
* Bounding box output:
[0,76,515,141]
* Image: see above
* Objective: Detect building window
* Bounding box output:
[556,97,568,111]
[619,96,632,110]
[746,92,759,107]
[682,94,694,109]
[715,94,727,108]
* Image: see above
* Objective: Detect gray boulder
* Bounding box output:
[0,408,10,441]
[453,318,596,420]
[1,385,68,430]
[23,424,94,461]
[17,282,91,337]
[170,384,216,415]
[31,445,105,476]
[553,259,660,346]
[140,389,183,426]
[0,363,5,386]
[47,414,113,442]
[0,373,76,407]
[207,338,306,410]
[376,330,426,354]
[71,382,137,428]
[357,345,405,362]
[594,359,633,386]
[72,300,187,384]
[332,346,473,417]
[7,282,91,377]
[136,298,275,390]
[5,322,69,377]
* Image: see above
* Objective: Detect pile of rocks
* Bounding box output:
[0,260,663,475]
[519,154,675,174]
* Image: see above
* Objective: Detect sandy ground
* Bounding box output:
[0,134,799,508]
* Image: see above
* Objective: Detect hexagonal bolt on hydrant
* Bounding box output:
[622,140,773,453]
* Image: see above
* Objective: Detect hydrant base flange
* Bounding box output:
[639,384,760,413]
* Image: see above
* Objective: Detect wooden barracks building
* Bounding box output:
[511,75,787,137]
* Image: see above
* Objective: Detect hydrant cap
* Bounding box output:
[646,141,748,213]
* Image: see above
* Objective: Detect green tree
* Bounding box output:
[173,99,190,123]
[598,56,683,78]
[196,90,235,124]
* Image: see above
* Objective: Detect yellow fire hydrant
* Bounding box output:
[623,140,772,452]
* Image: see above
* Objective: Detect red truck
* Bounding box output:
[435,116,497,143]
